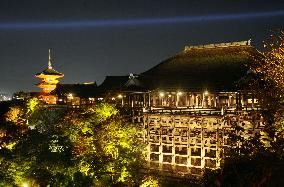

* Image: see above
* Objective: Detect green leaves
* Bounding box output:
[94,102,118,122]
[0,102,146,186]
[26,98,40,115]
[216,31,284,186]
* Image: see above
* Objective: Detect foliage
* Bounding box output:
[140,176,160,187]
[252,31,284,92]
[214,31,284,186]
[26,98,40,115]
[4,106,24,124]
[247,31,284,150]
[0,102,29,150]
[0,101,146,186]
[60,103,146,186]
[93,102,119,122]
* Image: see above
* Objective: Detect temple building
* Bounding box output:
[49,40,264,175]
[93,40,257,110]
[35,50,64,104]
[52,82,97,106]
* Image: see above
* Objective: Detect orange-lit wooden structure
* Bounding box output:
[35,50,64,104]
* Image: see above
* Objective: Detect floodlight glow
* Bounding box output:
[68,93,73,99]
[177,91,183,96]
[117,94,123,99]
[0,10,283,29]
[204,91,209,95]
[159,92,165,97]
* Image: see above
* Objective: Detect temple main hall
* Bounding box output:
[33,40,264,175]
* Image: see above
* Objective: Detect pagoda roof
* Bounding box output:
[35,50,64,77]
[36,67,64,76]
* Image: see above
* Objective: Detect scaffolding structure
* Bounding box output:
[143,111,264,175]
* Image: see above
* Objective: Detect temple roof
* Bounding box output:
[141,41,256,91]
[36,68,64,76]
[96,40,257,93]
[97,74,146,92]
[51,83,97,98]
[49,41,258,97]
[99,76,129,91]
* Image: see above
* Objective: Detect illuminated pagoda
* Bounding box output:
[35,49,64,104]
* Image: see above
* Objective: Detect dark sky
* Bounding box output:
[0,0,283,95]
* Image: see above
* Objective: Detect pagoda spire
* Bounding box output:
[48,49,52,69]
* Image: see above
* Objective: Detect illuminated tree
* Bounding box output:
[0,102,146,186]
[4,106,24,124]
[0,99,75,186]
[60,103,146,186]
[252,31,284,92]
[26,98,40,114]
[217,31,284,186]
[0,102,28,151]
[248,31,284,143]
[140,176,160,187]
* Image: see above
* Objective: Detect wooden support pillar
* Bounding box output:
[236,92,241,110]
[186,92,189,107]
[152,94,156,107]
[187,121,191,171]
[216,127,221,168]
[172,142,176,171]
[195,94,199,107]
[148,92,151,108]
[143,93,146,107]
[201,127,205,168]
[214,94,217,108]
[207,95,210,107]
[159,132,163,170]
[146,116,151,168]
[191,94,195,107]
[176,93,179,107]
[202,94,204,108]
[227,93,230,107]
[216,95,220,108]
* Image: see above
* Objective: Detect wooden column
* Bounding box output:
[195,94,199,107]
[186,92,190,106]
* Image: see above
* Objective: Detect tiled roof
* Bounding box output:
[36,68,63,76]
[53,41,259,96]
[140,43,256,91]
[51,83,97,97]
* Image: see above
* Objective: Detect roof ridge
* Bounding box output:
[184,40,251,51]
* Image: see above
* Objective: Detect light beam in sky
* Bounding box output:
[0,10,283,29]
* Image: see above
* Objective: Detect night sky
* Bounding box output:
[0,0,283,95]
